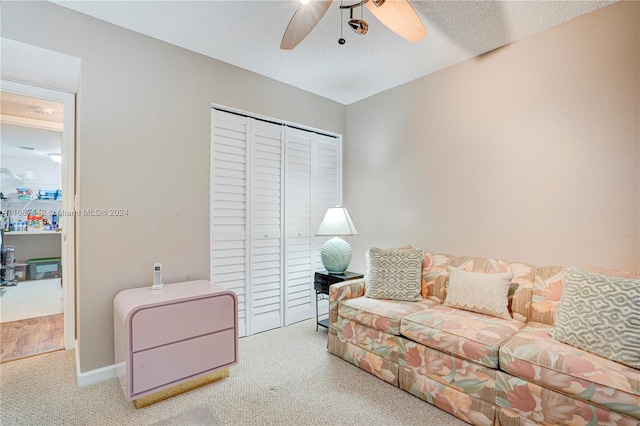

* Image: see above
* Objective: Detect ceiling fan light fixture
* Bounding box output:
[281,0,425,49]
[348,19,368,35]
[365,0,426,42]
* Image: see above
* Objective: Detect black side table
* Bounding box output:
[314,270,364,331]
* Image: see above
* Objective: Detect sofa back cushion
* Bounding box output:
[421,252,454,301]
[580,263,640,279]
[530,265,565,325]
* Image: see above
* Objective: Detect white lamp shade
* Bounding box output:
[315,207,358,236]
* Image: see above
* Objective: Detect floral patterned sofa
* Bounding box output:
[327,252,640,426]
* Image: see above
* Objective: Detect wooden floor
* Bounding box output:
[0,314,64,363]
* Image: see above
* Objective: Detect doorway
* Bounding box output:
[0,81,76,362]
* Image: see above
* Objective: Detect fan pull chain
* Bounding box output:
[339,1,345,45]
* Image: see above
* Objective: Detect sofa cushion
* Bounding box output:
[530,265,565,326]
[421,252,454,301]
[401,305,525,369]
[580,263,640,279]
[444,267,514,320]
[500,322,640,420]
[339,296,437,336]
[365,247,424,301]
[550,267,640,369]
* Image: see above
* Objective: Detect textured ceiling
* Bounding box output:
[0,93,63,163]
[1,92,64,124]
[52,0,616,105]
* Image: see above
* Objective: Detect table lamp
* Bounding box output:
[315,206,358,274]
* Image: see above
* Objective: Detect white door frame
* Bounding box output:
[1,79,76,349]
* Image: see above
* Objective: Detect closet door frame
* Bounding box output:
[211,104,342,336]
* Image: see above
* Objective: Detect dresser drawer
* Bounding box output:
[131,329,236,396]
[131,294,235,352]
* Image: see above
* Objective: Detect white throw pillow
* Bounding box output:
[444,267,514,320]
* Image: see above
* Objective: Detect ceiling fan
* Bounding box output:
[281,0,427,50]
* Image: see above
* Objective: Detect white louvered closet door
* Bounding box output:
[212,106,342,335]
[211,110,250,337]
[313,134,342,272]
[284,128,313,325]
[249,120,284,334]
[311,134,342,323]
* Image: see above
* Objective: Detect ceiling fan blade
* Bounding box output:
[365,0,426,43]
[281,1,333,50]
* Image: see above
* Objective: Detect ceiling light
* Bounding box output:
[34,106,54,115]
[347,7,368,35]
[281,0,425,49]
[48,153,62,164]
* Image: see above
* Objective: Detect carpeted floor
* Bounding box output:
[151,404,222,425]
[0,319,467,425]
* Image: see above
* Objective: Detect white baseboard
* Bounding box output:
[75,343,117,387]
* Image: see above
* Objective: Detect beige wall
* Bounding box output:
[345,1,640,273]
[1,1,346,372]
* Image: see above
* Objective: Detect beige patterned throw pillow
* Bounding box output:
[364,245,413,283]
[444,267,514,320]
[550,267,640,368]
[365,247,423,301]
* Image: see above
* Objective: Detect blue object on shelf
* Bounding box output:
[38,189,59,200]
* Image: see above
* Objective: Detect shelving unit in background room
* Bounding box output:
[1,197,62,283]
[5,231,60,235]
[1,197,63,323]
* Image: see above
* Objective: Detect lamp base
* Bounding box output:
[321,236,352,274]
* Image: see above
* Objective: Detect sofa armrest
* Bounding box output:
[328,278,366,335]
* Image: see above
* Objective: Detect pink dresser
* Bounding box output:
[114,280,238,404]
